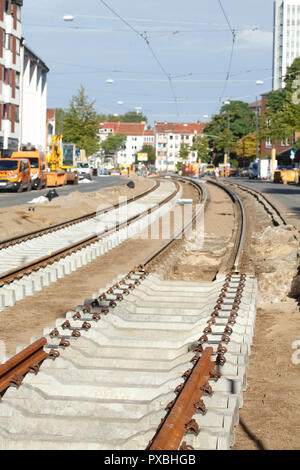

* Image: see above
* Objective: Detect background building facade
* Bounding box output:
[20,45,49,152]
[273,0,300,90]
[0,0,22,156]
[154,121,206,172]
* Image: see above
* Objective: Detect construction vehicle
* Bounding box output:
[273,166,298,184]
[46,135,78,187]
[120,163,134,176]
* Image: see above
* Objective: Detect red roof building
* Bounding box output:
[154,120,206,171]
[99,121,148,165]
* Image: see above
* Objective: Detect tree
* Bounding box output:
[55,108,65,135]
[205,101,256,142]
[191,135,210,163]
[63,85,100,156]
[204,100,256,161]
[105,110,148,123]
[214,128,236,155]
[101,133,126,156]
[234,132,258,160]
[139,144,156,163]
[179,143,190,160]
[261,57,300,144]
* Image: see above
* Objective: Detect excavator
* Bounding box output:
[46,135,78,187]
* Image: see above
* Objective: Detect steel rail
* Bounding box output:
[148,347,215,451]
[0,180,180,285]
[226,180,288,226]
[0,337,48,398]
[0,177,248,450]
[143,177,209,267]
[0,177,196,402]
[205,178,246,273]
[0,180,160,250]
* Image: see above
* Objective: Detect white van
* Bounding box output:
[77,162,92,180]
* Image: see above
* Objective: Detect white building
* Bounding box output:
[273,0,300,90]
[99,121,147,165]
[20,45,49,152]
[0,0,23,156]
[154,121,206,172]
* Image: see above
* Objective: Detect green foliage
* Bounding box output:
[55,108,65,135]
[262,57,300,143]
[62,85,100,156]
[176,161,182,172]
[230,159,239,168]
[204,100,256,159]
[139,144,156,163]
[191,135,210,162]
[205,101,256,143]
[101,133,126,155]
[294,138,300,153]
[105,110,148,123]
[214,128,236,154]
[179,143,190,160]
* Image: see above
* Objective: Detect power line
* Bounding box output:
[217,0,237,106]
[98,0,180,118]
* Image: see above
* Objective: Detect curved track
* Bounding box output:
[0,177,257,451]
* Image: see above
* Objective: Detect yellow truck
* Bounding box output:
[273,166,298,184]
[120,163,134,176]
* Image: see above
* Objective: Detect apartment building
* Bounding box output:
[20,45,49,152]
[99,121,147,165]
[273,0,300,90]
[143,129,155,147]
[154,121,206,172]
[0,0,23,156]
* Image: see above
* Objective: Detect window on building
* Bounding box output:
[4,68,9,84]
[15,105,19,123]
[266,138,272,148]
[15,71,20,88]
[16,38,20,55]
[281,138,290,147]
[5,34,11,50]
[2,103,10,119]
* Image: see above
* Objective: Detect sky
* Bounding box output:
[22,0,275,126]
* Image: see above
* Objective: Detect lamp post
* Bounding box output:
[255,80,264,161]
[223,100,230,169]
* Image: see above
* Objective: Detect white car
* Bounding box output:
[77,162,92,180]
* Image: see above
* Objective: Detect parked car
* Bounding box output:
[0,158,31,192]
[77,162,92,180]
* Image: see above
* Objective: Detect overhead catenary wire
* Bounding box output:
[98,0,180,118]
[217,0,237,107]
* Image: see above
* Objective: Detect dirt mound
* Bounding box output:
[0,176,153,241]
[252,225,299,306]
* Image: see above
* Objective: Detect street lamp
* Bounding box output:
[222,100,231,168]
[255,80,264,160]
[63,14,75,22]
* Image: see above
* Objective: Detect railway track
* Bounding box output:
[0,177,258,450]
[0,178,181,311]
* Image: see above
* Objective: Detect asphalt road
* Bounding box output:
[224,176,300,218]
[0,176,127,209]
